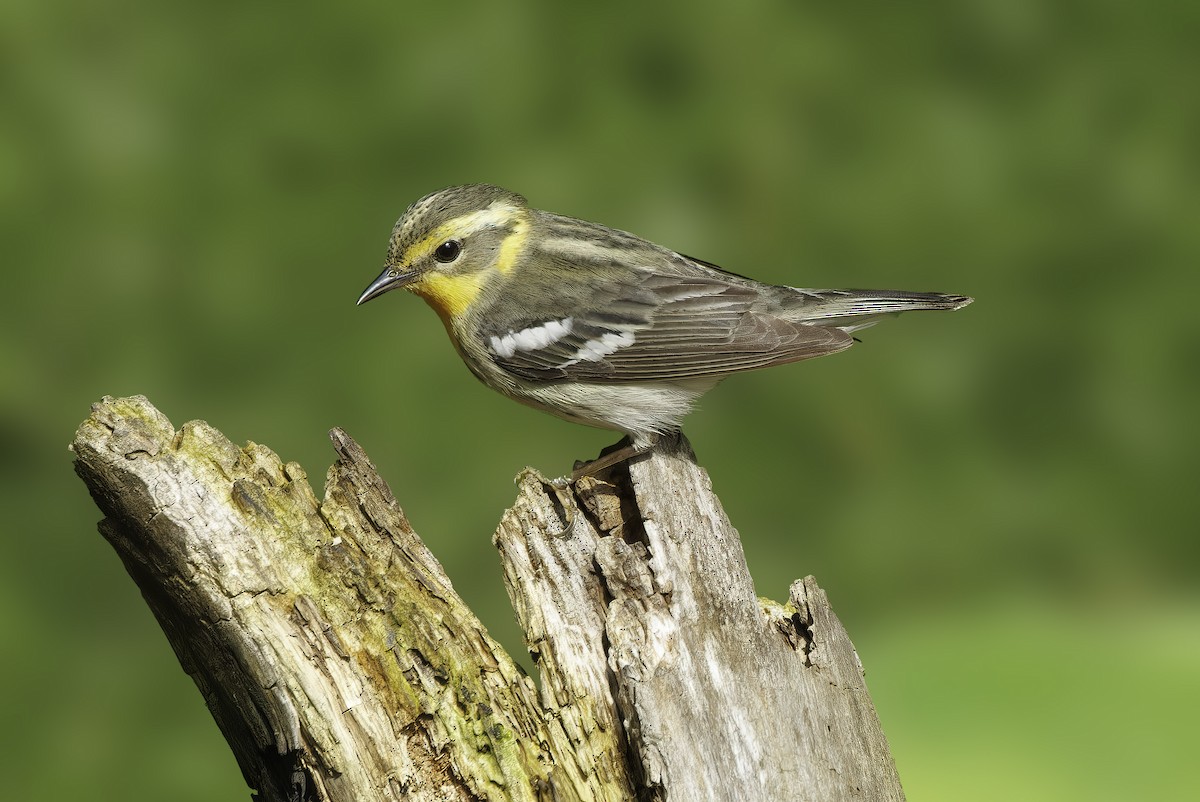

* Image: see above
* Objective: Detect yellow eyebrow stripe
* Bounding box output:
[406,221,463,264]
[400,203,526,265]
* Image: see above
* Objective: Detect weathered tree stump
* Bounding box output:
[71,395,903,801]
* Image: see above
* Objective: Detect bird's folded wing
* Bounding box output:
[485,271,854,383]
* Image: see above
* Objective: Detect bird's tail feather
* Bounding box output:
[787,289,973,333]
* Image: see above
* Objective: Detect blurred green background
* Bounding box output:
[3,1,1197,799]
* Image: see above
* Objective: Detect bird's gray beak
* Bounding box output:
[357,266,421,305]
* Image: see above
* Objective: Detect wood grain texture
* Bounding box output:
[73,396,902,801]
[72,396,631,802]
[496,435,905,802]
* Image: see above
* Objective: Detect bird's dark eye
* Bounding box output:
[433,240,462,263]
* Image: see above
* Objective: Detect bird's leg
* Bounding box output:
[570,435,658,482]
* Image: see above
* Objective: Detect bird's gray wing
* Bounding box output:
[482,266,854,383]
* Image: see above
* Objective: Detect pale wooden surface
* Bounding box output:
[72,395,903,801]
[497,435,905,801]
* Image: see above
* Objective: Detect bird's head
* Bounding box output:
[357,184,530,322]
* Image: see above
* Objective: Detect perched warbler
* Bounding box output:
[358,184,971,475]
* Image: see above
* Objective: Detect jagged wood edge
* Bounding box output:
[71,395,633,802]
[494,436,905,801]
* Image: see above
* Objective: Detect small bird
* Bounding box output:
[358,184,971,476]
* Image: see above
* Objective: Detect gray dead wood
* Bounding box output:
[72,395,904,802]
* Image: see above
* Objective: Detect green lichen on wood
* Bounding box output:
[73,395,633,801]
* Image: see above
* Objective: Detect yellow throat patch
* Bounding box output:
[408,272,486,322]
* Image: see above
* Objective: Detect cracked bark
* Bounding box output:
[71,395,904,802]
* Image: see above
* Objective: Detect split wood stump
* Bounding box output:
[71,395,903,802]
